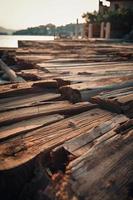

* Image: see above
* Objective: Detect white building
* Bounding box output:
[107,0,133,11]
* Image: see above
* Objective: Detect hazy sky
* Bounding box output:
[0,0,108,29]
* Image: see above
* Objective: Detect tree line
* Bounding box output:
[82,8,133,38]
[13,23,82,36]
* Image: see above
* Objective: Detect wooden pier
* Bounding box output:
[0,39,133,200]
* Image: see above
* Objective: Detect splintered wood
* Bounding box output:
[0,108,123,170]
[91,87,133,118]
[60,80,133,103]
[0,40,133,200]
[53,119,133,200]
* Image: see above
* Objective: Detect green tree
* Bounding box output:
[82,8,133,38]
[82,8,133,30]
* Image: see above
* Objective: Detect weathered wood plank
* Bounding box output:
[37,61,133,75]
[91,87,133,118]
[60,81,133,103]
[55,115,129,157]
[0,92,61,112]
[0,80,58,98]
[0,108,116,171]
[0,114,64,142]
[52,120,133,200]
[0,101,96,126]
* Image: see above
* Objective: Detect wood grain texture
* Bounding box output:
[0,108,115,171]
[60,80,133,103]
[52,119,133,200]
[0,101,95,126]
[0,114,64,142]
[91,87,133,118]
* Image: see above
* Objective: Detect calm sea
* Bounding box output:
[0,35,54,48]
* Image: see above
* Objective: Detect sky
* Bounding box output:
[0,0,109,30]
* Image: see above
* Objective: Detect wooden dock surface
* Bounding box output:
[0,40,132,200]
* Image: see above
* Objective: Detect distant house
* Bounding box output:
[107,0,133,11]
[98,0,133,38]
[99,1,109,14]
[99,0,133,13]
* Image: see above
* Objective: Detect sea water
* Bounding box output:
[0,35,54,48]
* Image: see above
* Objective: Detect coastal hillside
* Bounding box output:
[0,26,15,35]
[13,23,83,36]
